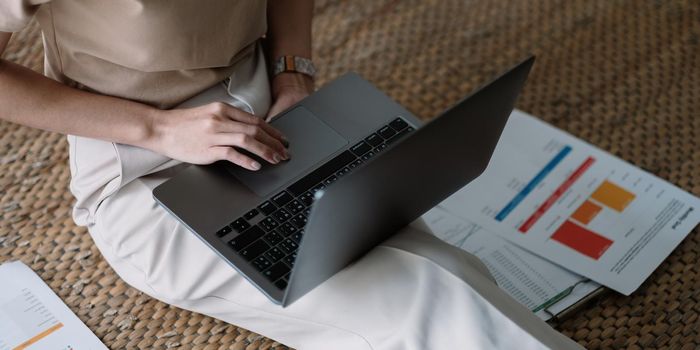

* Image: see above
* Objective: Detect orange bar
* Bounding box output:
[571,200,602,225]
[590,180,635,212]
[13,323,63,350]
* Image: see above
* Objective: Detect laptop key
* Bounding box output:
[272,208,292,223]
[365,133,383,147]
[378,125,397,139]
[336,166,350,177]
[252,255,272,271]
[272,191,294,207]
[230,218,250,233]
[239,239,270,261]
[284,252,297,267]
[349,159,363,169]
[285,200,305,214]
[243,208,259,220]
[290,214,307,228]
[274,278,288,290]
[389,117,409,131]
[361,150,375,161]
[228,225,265,251]
[278,222,297,236]
[216,226,232,237]
[265,247,286,263]
[311,183,325,193]
[299,191,314,206]
[258,201,277,216]
[260,217,279,232]
[291,231,303,244]
[263,230,284,246]
[350,141,372,156]
[385,127,412,145]
[279,239,298,254]
[263,261,291,282]
[324,175,338,185]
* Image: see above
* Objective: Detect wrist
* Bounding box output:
[140,107,169,153]
[271,72,314,99]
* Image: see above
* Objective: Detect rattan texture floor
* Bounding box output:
[1,0,699,349]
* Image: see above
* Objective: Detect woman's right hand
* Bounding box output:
[148,102,290,171]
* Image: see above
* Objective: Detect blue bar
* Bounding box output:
[494,145,572,222]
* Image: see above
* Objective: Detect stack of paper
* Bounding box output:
[422,110,700,318]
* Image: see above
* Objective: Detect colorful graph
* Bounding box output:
[491,141,638,260]
[551,180,636,260]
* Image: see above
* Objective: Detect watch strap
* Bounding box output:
[273,55,316,78]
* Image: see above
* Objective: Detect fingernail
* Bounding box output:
[251,161,261,170]
[283,152,291,161]
[282,139,290,148]
[273,154,281,163]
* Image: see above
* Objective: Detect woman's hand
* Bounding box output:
[149,102,290,171]
[266,72,315,121]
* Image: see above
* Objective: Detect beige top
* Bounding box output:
[1,0,267,108]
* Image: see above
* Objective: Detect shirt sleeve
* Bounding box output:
[0,0,51,32]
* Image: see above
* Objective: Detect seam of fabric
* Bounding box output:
[90,142,126,216]
[46,3,65,73]
[67,135,92,223]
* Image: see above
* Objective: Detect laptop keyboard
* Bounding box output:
[215,117,414,290]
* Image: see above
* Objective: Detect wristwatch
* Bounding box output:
[272,55,317,79]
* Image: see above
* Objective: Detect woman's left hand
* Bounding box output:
[266,72,315,121]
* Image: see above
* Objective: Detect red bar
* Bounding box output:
[551,220,613,260]
[519,157,595,233]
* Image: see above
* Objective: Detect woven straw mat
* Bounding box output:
[1,0,699,349]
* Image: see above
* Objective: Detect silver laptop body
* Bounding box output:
[153,57,534,306]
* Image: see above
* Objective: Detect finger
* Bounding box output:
[265,103,285,122]
[213,146,261,171]
[218,133,283,165]
[241,124,290,159]
[223,106,288,145]
[221,122,289,159]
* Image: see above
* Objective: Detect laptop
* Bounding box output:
[153,57,534,306]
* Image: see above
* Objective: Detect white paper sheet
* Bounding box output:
[0,261,106,350]
[422,206,600,320]
[440,110,700,295]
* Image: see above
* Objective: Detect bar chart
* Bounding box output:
[550,180,636,260]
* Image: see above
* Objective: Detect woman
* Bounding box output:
[0,1,581,349]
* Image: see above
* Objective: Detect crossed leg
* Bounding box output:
[84,169,580,350]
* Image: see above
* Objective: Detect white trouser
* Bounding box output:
[67,45,582,350]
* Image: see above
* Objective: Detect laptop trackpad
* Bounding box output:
[226,106,348,197]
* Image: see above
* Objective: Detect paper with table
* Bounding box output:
[0,261,106,350]
[421,206,600,320]
[437,109,700,295]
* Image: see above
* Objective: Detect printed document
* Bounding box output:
[0,261,106,350]
[441,110,700,295]
[422,206,600,320]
